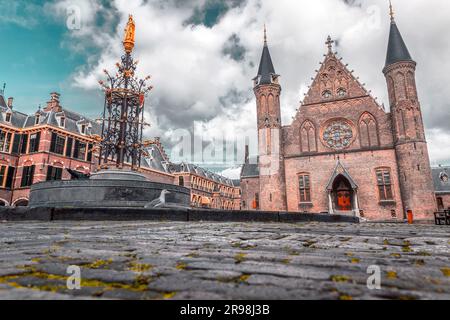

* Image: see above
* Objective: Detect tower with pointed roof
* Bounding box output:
[383,2,436,218]
[253,26,287,211]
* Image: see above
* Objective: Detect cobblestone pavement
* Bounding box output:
[0,221,449,300]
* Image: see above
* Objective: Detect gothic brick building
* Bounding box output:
[241,12,439,220]
[0,91,239,208]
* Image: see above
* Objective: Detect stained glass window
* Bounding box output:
[323,120,354,150]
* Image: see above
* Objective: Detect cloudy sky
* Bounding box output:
[0,0,449,177]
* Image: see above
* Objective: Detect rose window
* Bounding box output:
[322,120,354,150]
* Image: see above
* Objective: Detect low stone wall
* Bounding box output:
[0,207,359,223]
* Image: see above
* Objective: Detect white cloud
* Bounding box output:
[54,0,450,166]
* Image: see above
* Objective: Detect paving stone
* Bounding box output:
[0,220,448,300]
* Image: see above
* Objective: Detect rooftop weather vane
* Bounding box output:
[97,14,153,171]
[389,0,395,22]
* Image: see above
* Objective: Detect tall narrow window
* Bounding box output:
[66,137,73,157]
[20,134,29,154]
[5,167,15,189]
[0,131,6,152]
[35,115,40,125]
[5,132,12,153]
[50,133,66,155]
[376,168,393,201]
[179,176,184,186]
[299,174,311,202]
[20,165,35,188]
[0,166,6,188]
[59,117,65,128]
[28,133,40,153]
[73,140,86,160]
[5,112,11,122]
[266,129,271,155]
[46,166,63,181]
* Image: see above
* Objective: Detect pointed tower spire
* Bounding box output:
[385,1,413,68]
[255,25,277,85]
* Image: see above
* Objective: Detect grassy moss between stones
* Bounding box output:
[330,275,351,283]
[82,259,113,269]
[234,253,247,264]
[162,292,177,299]
[128,262,153,273]
[176,262,188,270]
[0,265,151,294]
[441,268,450,277]
[387,271,398,279]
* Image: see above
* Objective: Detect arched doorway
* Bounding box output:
[332,175,353,212]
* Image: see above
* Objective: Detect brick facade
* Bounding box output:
[0,93,239,208]
[242,21,440,220]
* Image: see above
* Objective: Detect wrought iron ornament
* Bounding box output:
[97,15,153,170]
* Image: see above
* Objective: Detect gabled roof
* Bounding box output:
[301,40,376,107]
[170,162,237,187]
[0,102,101,137]
[0,95,6,108]
[385,20,413,68]
[326,160,358,191]
[141,143,171,173]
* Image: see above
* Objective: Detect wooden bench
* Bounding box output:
[434,210,450,225]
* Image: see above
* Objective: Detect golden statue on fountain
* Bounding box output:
[123,14,135,54]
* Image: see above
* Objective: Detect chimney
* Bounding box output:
[7,97,13,108]
[45,92,62,112]
[245,145,249,164]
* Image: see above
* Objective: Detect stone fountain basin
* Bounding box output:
[29,178,190,208]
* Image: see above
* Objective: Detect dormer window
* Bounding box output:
[35,115,40,125]
[322,90,332,99]
[59,117,65,128]
[337,88,347,97]
[81,124,86,135]
[5,112,11,122]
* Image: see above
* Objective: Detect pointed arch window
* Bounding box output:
[300,120,317,153]
[322,90,332,99]
[337,88,347,97]
[359,113,379,148]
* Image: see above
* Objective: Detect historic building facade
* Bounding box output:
[241,11,438,220]
[0,91,239,208]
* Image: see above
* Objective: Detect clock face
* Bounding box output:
[322,120,354,150]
